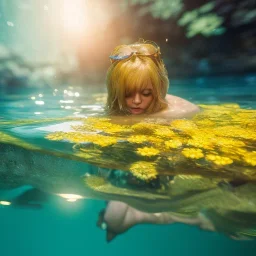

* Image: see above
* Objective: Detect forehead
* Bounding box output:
[142,84,153,90]
[124,66,154,92]
[125,77,153,93]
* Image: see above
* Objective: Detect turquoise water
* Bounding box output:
[1,75,256,120]
[0,75,256,255]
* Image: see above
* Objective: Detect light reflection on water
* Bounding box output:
[0,83,107,120]
[0,75,255,121]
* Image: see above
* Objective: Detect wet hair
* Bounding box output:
[105,40,169,115]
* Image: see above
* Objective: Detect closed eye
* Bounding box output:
[142,89,152,96]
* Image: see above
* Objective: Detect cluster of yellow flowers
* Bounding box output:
[84,175,107,190]
[154,127,175,138]
[127,135,148,144]
[131,122,159,135]
[46,132,117,147]
[129,161,157,181]
[182,148,204,159]
[137,147,160,157]
[73,117,126,135]
[165,139,183,149]
[171,119,198,134]
[46,104,256,181]
[244,152,256,167]
[205,154,233,166]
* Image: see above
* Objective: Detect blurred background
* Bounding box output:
[0,0,255,89]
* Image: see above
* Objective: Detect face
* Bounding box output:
[125,85,154,115]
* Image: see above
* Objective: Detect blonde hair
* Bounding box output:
[105,40,169,115]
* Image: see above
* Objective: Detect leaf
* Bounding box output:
[178,10,198,26]
[198,2,215,14]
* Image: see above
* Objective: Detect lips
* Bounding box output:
[130,108,144,114]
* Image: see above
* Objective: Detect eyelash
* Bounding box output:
[142,93,151,97]
[125,92,152,97]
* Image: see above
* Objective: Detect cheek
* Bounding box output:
[125,97,132,106]
[145,96,154,106]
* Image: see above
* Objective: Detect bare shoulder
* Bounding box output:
[152,94,200,119]
[166,94,199,111]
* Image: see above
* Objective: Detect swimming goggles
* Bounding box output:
[109,41,161,64]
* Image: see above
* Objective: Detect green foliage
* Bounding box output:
[148,0,183,19]
[125,0,225,38]
[178,2,226,38]
[124,0,255,38]
[124,0,226,37]
[178,10,198,26]
[186,14,225,38]
[198,2,215,14]
[232,9,256,26]
[127,0,183,19]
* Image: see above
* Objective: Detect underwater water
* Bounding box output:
[0,75,256,256]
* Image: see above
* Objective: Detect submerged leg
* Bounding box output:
[97,201,216,242]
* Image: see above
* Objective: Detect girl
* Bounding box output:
[97,40,214,242]
[105,39,199,119]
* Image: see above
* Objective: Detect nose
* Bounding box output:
[132,93,142,105]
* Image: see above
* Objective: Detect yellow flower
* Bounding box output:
[46,132,117,147]
[182,148,204,159]
[218,147,244,161]
[242,120,256,130]
[206,154,233,165]
[73,117,130,135]
[244,151,256,166]
[165,139,182,149]
[129,161,157,181]
[87,118,124,134]
[216,137,245,147]
[194,119,215,127]
[214,126,256,141]
[131,123,159,135]
[147,136,164,146]
[84,175,107,190]
[94,136,117,147]
[127,135,148,144]
[154,127,175,138]
[170,119,198,134]
[137,147,160,157]
[187,131,215,150]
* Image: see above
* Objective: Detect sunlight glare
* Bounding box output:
[62,0,87,35]
[0,201,11,206]
[57,193,84,203]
